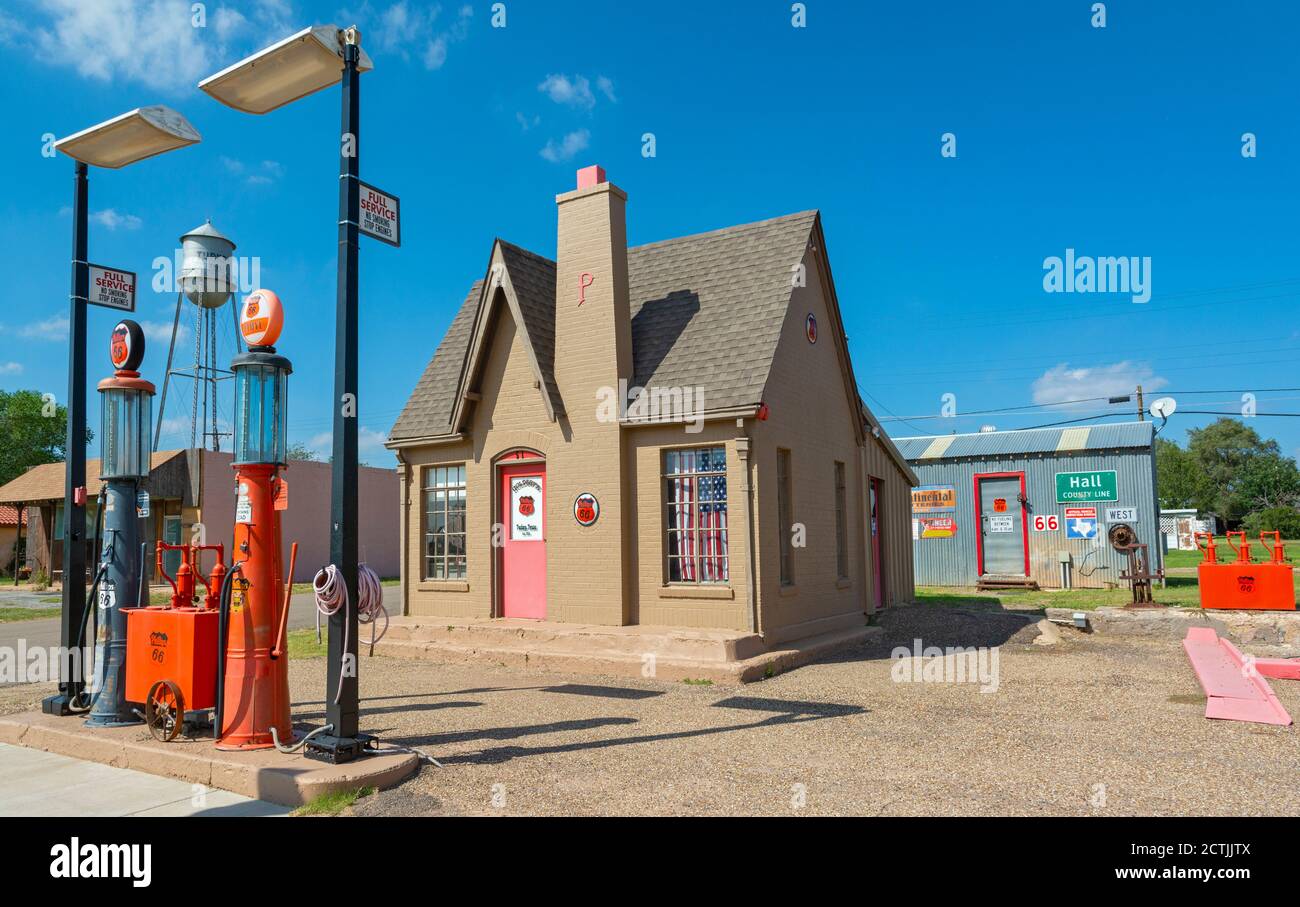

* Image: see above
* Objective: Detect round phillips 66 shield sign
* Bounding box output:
[573,492,599,527]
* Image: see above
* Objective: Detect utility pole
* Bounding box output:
[1136,384,1145,422]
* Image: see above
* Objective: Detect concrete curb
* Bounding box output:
[1048,606,1300,655]
[372,623,882,684]
[0,712,420,807]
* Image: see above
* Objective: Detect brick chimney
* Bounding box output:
[554,165,633,403]
[549,165,633,624]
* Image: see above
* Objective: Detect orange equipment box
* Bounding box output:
[1196,531,1296,611]
[124,608,220,708]
[1199,563,1296,610]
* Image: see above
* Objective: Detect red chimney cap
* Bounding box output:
[576,165,606,189]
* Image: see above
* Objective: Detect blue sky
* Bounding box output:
[2,0,1298,464]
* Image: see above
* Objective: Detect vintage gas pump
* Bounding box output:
[216,289,296,750]
[86,321,153,728]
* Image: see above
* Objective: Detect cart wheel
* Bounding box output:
[145,680,185,742]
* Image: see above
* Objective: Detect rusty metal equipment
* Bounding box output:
[1109,522,1164,608]
[1196,530,1296,611]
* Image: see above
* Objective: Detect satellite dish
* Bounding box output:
[1149,397,1177,419]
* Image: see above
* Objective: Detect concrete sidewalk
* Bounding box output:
[0,742,288,817]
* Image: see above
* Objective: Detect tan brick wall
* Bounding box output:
[630,427,752,631]
[395,188,914,633]
[750,243,915,636]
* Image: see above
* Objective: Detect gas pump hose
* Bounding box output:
[213,560,245,742]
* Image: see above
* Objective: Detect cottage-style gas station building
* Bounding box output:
[387,167,916,645]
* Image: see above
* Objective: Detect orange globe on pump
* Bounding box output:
[217,290,296,750]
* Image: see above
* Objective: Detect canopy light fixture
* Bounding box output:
[54,106,201,169]
[198,24,373,114]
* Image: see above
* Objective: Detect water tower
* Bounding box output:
[154,221,243,451]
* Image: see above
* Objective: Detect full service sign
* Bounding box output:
[1055,469,1118,504]
[358,180,400,247]
[911,484,956,513]
[88,264,136,312]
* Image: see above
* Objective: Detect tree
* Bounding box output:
[1155,438,1212,510]
[1237,452,1300,512]
[1185,418,1280,523]
[0,389,88,487]
[285,442,320,462]
[1243,506,1300,540]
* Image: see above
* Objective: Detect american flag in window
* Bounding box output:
[666,446,729,583]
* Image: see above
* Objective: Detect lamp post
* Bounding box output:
[200,26,376,762]
[42,107,200,717]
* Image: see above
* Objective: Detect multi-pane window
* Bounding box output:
[835,461,848,579]
[423,465,466,580]
[778,449,794,585]
[665,446,729,583]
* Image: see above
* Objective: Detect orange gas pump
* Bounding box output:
[215,290,298,751]
[156,541,226,609]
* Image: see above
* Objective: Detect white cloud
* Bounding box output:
[306,427,391,463]
[515,111,540,132]
[539,73,596,110]
[212,6,250,42]
[1031,361,1168,409]
[30,0,212,93]
[596,75,617,102]
[17,314,69,342]
[139,321,190,346]
[344,1,473,71]
[220,156,284,186]
[0,362,22,376]
[424,34,448,69]
[539,129,591,163]
[90,209,142,231]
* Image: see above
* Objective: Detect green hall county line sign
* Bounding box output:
[1055,470,1118,504]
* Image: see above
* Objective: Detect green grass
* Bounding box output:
[1163,541,1298,569]
[292,785,375,817]
[285,628,328,659]
[918,577,1204,612]
[681,678,713,686]
[289,578,399,596]
[0,607,60,622]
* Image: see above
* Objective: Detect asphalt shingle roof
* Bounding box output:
[389,211,818,441]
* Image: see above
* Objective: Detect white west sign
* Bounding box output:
[357,180,400,247]
[88,264,136,312]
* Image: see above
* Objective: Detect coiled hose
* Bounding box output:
[312,563,386,704]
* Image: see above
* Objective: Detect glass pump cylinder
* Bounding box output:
[99,386,153,480]
[232,351,292,466]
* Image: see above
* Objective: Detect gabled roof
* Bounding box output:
[894,421,1155,462]
[390,211,820,443]
[0,450,188,504]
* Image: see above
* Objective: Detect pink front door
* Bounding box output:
[500,462,547,619]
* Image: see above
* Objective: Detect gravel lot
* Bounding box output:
[2,603,1297,816]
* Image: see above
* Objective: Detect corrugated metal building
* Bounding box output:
[895,422,1161,589]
